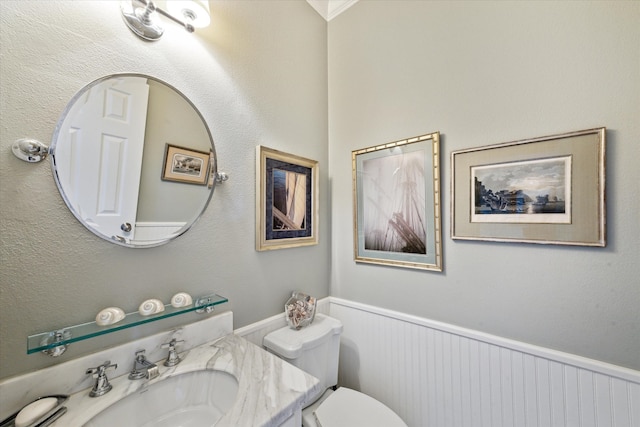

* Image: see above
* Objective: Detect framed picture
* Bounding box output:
[162,144,210,185]
[451,127,606,246]
[352,132,443,271]
[256,146,318,251]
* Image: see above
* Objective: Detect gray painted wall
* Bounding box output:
[328,1,640,371]
[137,79,211,223]
[0,1,329,379]
[1,0,638,383]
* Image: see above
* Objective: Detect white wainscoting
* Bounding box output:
[329,298,640,427]
[236,297,639,427]
[134,221,186,241]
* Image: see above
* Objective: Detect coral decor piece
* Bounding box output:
[285,292,316,330]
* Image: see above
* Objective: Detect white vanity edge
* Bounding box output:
[0,311,321,427]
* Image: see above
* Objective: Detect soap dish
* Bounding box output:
[0,395,68,427]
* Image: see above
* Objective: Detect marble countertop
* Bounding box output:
[51,333,321,427]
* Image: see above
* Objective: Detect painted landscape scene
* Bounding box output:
[172,154,203,177]
[472,156,571,224]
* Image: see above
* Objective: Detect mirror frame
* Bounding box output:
[49,73,218,248]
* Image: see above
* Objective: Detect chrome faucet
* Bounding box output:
[86,361,118,397]
[161,338,184,367]
[128,349,159,380]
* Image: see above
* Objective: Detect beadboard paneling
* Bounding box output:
[235,297,639,426]
[329,298,640,427]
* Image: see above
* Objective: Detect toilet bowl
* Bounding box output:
[302,387,406,427]
[263,314,407,427]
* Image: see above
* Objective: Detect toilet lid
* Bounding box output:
[313,387,407,427]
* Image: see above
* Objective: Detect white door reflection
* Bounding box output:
[56,77,149,241]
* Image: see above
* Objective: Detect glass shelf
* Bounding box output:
[27,293,228,355]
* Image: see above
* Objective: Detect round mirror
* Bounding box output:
[50,74,218,247]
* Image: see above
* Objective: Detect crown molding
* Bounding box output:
[306,0,359,21]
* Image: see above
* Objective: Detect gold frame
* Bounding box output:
[352,132,443,271]
[256,146,319,251]
[161,144,210,185]
[451,128,606,246]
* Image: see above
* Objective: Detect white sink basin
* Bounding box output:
[84,370,238,427]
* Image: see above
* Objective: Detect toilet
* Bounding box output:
[263,314,407,427]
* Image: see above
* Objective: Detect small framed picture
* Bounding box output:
[352,132,443,271]
[256,146,318,251]
[162,144,210,185]
[451,128,606,246]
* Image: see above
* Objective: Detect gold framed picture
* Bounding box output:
[352,132,443,271]
[162,144,210,185]
[256,146,319,251]
[451,127,606,246]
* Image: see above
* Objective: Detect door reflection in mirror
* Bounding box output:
[51,74,216,247]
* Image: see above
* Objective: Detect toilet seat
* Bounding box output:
[311,387,407,427]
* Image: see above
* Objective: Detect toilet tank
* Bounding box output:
[264,314,343,392]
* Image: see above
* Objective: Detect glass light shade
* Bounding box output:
[166,0,211,28]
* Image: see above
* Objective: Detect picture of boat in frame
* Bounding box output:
[161,144,210,185]
[352,132,442,271]
[471,156,572,224]
[256,146,318,251]
[451,127,606,247]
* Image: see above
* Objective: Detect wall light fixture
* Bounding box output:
[121,0,210,41]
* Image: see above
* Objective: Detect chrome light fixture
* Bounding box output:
[121,0,211,41]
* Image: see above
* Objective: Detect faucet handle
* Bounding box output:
[86,361,117,397]
[161,338,184,367]
[161,338,184,349]
[86,360,117,376]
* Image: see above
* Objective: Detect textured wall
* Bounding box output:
[2,0,638,385]
[0,1,329,379]
[328,1,640,371]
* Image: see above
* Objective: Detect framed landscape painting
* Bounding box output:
[162,144,210,185]
[352,132,442,271]
[451,128,606,246]
[256,146,318,251]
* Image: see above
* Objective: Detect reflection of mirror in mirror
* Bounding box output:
[50,74,217,247]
